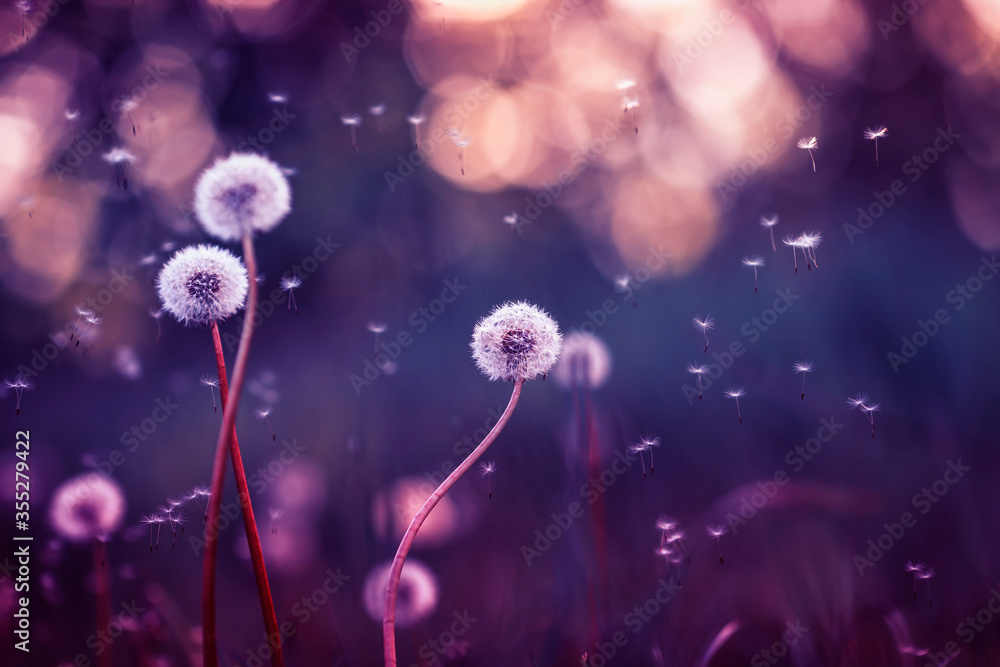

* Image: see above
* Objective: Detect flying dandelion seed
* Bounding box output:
[724,386,745,425]
[70,306,95,341]
[798,232,822,270]
[268,91,288,104]
[623,96,640,134]
[797,136,818,172]
[848,393,880,439]
[256,406,277,441]
[917,566,935,608]
[369,103,387,133]
[268,507,285,535]
[16,0,30,36]
[615,274,639,309]
[341,114,362,152]
[503,212,520,231]
[742,256,764,294]
[628,435,661,478]
[118,95,139,136]
[706,525,728,564]
[102,147,137,190]
[782,235,802,273]
[3,374,33,416]
[75,314,102,348]
[760,214,779,251]
[200,374,219,413]
[367,321,388,357]
[864,125,888,166]
[280,275,301,315]
[407,113,426,148]
[447,131,471,175]
[479,460,496,499]
[687,364,708,401]
[692,315,715,353]
[793,361,814,399]
[905,561,926,601]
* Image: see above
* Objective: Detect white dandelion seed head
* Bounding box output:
[503,212,519,226]
[616,79,636,91]
[687,363,708,375]
[362,559,438,629]
[102,148,137,165]
[280,275,302,291]
[366,321,388,334]
[797,136,818,150]
[49,473,126,542]
[797,232,822,248]
[117,95,139,114]
[638,435,661,449]
[64,108,80,120]
[3,374,33,391]
[268,91,288,104]
[793,361,814,374]
[666,529,686,543]
[905,561,926,574]
[193,152,292,241]
[156,244,249,326]
[256,406,271,419]
[864,126,888,140]
[451,135,471,148]
[369,103,386,116]
[655,516,678,532]
[15,0,31,14]
[470,301,562,383]
[724,386,745,399]
[742,256,765,268]
[479,460,496,476]
[692,315,715,332]
[406,113,426,125]
[200,374,219,388]
[623,96,640,110]
[552,331,612,390]
[340,114,362,127]
[760,215,779,228]
[917,566,935,580]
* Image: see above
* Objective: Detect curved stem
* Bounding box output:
[383,379,524,666]
[202,236,283,667]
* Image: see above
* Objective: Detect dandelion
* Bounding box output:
[848,393,880,438]
[280,275,301,315]
[624,96,640,134]
[552,331,612,390]
[629,435,661,478]
[117,94,140,136]
[3,374,33,416]
[369,103,387,133]
[742,256,764,294]
[407,113,426,148]
[102,147,137,190]
[448,131,471,176]
[793,361,814,399]
[724,386,745,425]
[367,321,388,357]
[75,313,102,348]
[760,214,779,251]
[798,232,822,270]
[706,525,728,564]
[256,406,277,441]
[50,473,125,543]
[140,513,165,553]
[70,306,95,341]
[864,125,888,166]
[905,561,926,601]
[918,566,935,608]
[193,152,292,242]
[385,302,561,666]
[201,374,220,413]
[687,364,708,401]
[479,460,496,499]
[341,114,362,152]
[692,315,715,353]
[797,136,818,172]
[156,245,248,326]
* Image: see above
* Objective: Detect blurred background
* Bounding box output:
[1,0,1000,664]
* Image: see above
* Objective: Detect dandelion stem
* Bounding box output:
[384,379,524,666]
[202,236,283,667]
[93,538,112,667]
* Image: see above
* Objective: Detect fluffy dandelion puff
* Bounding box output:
[49,473,126,542]
[797,136,818,172]
[864,125,888,166]
[193,152,292,241]
[156,245,249,326]
[553,331,612,390]
[471,301,562,383]
[365,560,438,629]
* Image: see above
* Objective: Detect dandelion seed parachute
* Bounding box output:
[156,245,249,326]
[49,473,126,542]
[193,152,292,241]
[471,301,562,382]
